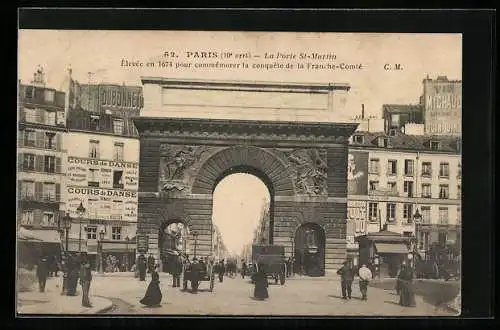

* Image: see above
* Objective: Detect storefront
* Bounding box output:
[355,230,411,278]
[86,239,136,272]
[17,228,62,269]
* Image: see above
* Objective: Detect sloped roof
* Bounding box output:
[350,131,461,153]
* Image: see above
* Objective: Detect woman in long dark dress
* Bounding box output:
[399,264,416,307]
[140,265,162,307]
[252,264,269,300]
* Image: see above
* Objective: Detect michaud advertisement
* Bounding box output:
[347,151,369,195]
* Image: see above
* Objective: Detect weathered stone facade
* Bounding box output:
[133,117,357,273]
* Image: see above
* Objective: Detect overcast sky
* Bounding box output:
[18,31,461,255]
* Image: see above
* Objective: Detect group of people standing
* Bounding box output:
[35,253,93,308]
[336,260,416,307]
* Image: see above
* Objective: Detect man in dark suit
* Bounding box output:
[172,255,182,288]
[337,260,355,299]
[36,256,49,292]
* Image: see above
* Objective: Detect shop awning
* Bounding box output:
[375,242,409,254]
[18,228,61,244]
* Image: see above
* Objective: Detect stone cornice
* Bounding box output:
[140,77,351,92]
[132,117,358,143]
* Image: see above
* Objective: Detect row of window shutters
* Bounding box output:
[18,153,63,173]
[18,181,61,202]
[18,129,63,150]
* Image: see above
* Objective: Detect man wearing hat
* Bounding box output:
[358,264,373,300]
[190,257,202,293]
[336,260,355,299]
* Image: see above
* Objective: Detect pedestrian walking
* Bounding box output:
[79,256,93,308]
[140,265,162,307]
[172,255,182,288]
[217,260,225,283]
[241,259,248,279]
[190,258,202,293]
[138,254,147,281]
[398,264,416,307]
[36,256,49,292]
[67,256,79,296]
[252,264,269,300]
[396,262,404,295]
[147,254,155,274]
[358,264,372,300]
[337,260,354,300]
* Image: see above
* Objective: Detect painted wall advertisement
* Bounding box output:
[347,200,367,246]
[67,156,139,190]
[347,151,369,195]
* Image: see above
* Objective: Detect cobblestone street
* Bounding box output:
[90,273,454,316]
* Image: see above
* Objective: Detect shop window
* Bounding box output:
[386,203,396,222]
[439,162,450,178]
[42,212,55,227]
[387,160,397,176]
[113,170,124,189]
[87,226,97,240]
[21,210,34,225]
[419,232,430,250]
[404,159,414,176]
[368,202,378,221]
[421,162,432,177]
[113,142,124,162]
[23,154,36,171]
[112,226,121,240]
[44,133,56,149]
[89,140,100,159]
[24,130,36,147]
[439,184,450,199]
[44,156,56,173]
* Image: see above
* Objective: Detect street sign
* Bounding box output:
[136,235,149,253]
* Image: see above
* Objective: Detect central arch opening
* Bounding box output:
[212,169,272,263]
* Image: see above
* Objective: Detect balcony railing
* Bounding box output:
[19,192,61,203]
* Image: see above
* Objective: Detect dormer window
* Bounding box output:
[378,137,389,147]
[353,135,364,144]
[430,141,441,150]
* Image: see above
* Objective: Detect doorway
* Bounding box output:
[294,223,326,276]
[158,221,189,273]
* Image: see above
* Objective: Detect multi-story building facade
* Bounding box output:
[17,68,67,264]
[422,75,462,136]
[346,131,461,258]
[62,77,143,270]
[382,104,423,134]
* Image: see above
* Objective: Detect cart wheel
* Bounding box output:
[210,276,214,292]
[280,273,285,285]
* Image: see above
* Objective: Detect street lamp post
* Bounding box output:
[124,236,129,271]
[192,231,199,259]
[61,212,71,295]
[77,202,86,252]
[98,230,105,274]
[412,208,422,271]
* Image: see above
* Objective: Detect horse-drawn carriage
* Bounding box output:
[182,259,216,292]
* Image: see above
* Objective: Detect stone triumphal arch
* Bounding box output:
[133,77,357,274]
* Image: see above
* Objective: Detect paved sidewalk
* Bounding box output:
[17,276,113,315]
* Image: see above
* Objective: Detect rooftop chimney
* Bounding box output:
[361,104,365,119]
